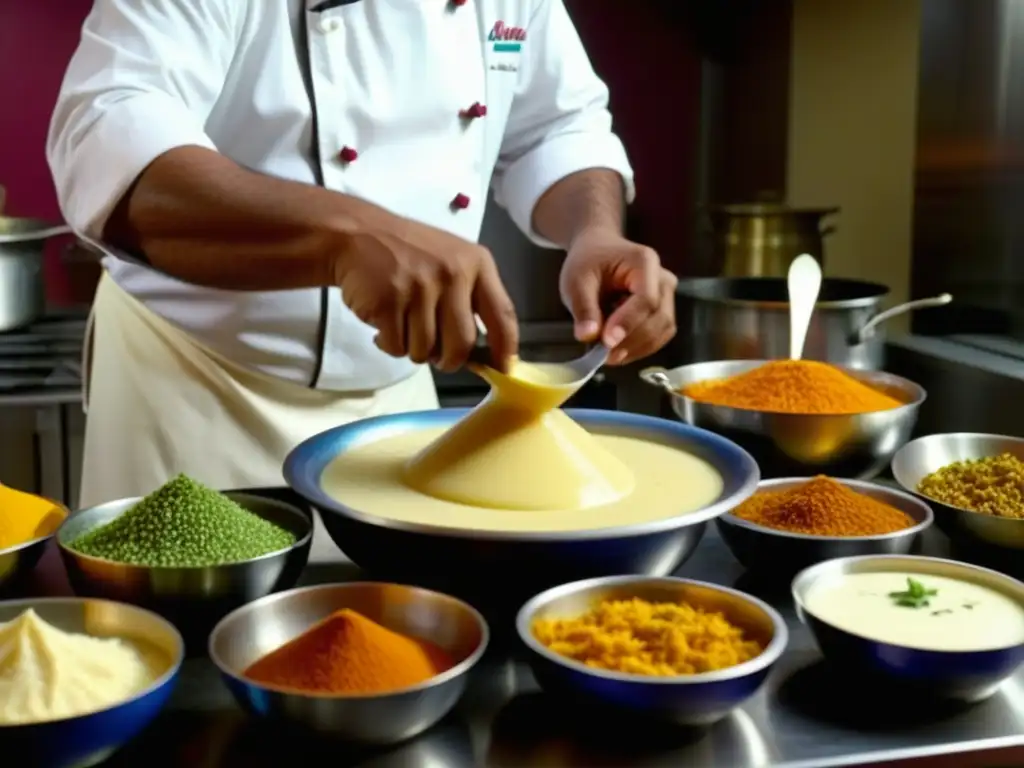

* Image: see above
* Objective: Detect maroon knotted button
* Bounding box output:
[338,146,358,163]
[450,193,471,211]
[459,102,488,120]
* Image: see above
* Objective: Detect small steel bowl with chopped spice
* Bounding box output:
[57,479,313,648]
[209,582,489,745]
[517,575,788,726]
[640,359,925,479]
[793,554,1024,701]
[716,477,933,579]
[892,433,1024,551]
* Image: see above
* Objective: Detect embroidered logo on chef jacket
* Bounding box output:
[487,20,526,72]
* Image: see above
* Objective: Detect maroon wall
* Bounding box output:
[0,1,702,282]
[566,0,702,274]
[0,1,92,220]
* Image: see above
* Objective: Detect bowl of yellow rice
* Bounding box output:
[516,575,787,726]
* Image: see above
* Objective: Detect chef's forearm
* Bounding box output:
[530,169,626,250]
[103,145,392,291]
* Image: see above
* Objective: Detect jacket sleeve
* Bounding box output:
[46,0,242,236]
[490,0,635,248]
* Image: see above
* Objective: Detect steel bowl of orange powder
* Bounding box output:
[640,359,926,479]
[208,582,488,745]
[517,575,787,726]
[716,476,933,578]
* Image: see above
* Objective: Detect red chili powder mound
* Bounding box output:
[243,608,454,694]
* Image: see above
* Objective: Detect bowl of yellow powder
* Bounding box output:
[0,485,68,592]
[0,596,183,766]
[893,432,1024,551]
[716,476,933,578]
[640,359,926,480]
[517,575,787,726]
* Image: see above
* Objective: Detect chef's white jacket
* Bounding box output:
[47,0,635,392]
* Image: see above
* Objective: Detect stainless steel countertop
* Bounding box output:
[19,508,1021,768]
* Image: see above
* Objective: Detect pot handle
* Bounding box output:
[639,366,676,392]
[854,293,953,343]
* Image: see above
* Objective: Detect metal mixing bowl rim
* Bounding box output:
[0,497,69,559]
[516,575,789,684]
[892,432,1024,523]
[644,359,928,415]
[718,477,934,542]
[0,595,185,729]
[208,581,490,699]
[56,492,314,570]
[285,407,761,542]
[791,554,1024,654]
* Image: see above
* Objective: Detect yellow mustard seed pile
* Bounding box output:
[532,597,764,676]
[918,453,1024,518]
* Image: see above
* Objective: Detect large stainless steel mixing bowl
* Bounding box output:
[716,477,933,578]
[517,575,787,726]
[892,433,1024,550]
[0,596,184,767]
[793,555,1024,701]
[284,409,760,610]
[641,360,925,479]
[57,491,313,648]
[209,582,488,745]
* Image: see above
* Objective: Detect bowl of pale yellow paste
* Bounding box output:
[793,555,1024,701]
[284,408,759,609]
[0,596,183,767]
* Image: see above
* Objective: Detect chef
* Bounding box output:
[48,0,677,511]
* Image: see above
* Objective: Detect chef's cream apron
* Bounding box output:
[80,273,438,559]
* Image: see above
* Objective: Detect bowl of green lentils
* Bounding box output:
[57,475,313,647]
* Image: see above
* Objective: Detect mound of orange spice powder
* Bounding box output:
[733,476,914,536]
[243,608,453,694]
[683,360,902,414]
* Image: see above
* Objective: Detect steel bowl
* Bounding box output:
[0,498,69,593]
[793,555,1024,701]
[516,576,788,726]
[640,360,925,479]
[716,478,933,579]
[209,582,488,745]
[57,491,313,647]
[892,433,1024,551]
[0,596,183,767]
[284,408,760,612]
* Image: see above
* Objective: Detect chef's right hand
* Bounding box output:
[333,220,519,372]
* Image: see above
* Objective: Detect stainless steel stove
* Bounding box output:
[0,309,88,509]
[0,311,86,401]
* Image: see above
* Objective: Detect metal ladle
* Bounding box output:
[787,254,823,360]
[468,315,609,388]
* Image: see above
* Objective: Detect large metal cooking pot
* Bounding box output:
[706,204,838,278]
[676,277,952,370]
[0,218,71,331]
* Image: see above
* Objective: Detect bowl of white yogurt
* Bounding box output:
[792,554,1024,702]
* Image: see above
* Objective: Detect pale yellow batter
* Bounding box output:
[321,356,725,532]
[403,358,636,511]
[320,426,724,532]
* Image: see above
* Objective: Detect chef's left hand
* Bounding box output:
[559,230,678,365]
